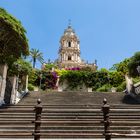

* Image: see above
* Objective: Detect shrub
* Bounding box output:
[116,81,126,92]
[96,84,111,92]
[37,71,58,90]
[28,83,34,91]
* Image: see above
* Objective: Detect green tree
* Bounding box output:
[109,71,124,87]
[110,58,130,75]
[8,58,32,76]
[30,48,44,68]
[0,8,29,65]
[43,63,57,72]
[128,52,140,77]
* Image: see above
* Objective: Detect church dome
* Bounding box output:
[64,25,75,36]
[61,25,79,42]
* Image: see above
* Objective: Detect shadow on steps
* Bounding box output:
[122,94,140,104]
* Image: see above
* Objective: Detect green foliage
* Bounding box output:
[30,48,44,68]
[55,69,68,76]
[8,58,32,76]
[92,72,109,90]
[132,76,140,84]
[110,58,130,74]
[60,70,109,90]
[28,83,34,91]
[128,52,140,77]
[0,8,29,64]
[98,68,109,73]
[60,71,84,89]
[37,71,57,90]
[116,81,126,92]
[28,69,39,86]
[44,63,57,72]
[108,71,124,87]
[96,84,111,92]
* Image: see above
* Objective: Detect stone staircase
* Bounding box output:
[0,91,140,138]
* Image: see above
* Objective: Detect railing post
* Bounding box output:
[102,98,111,140]
[33,99,42,140]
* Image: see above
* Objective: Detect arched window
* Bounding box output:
[68,41,71,47]
[68,55,71,61]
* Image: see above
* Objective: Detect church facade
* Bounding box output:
[58,24,97,70]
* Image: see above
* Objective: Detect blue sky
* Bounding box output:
[1,0,140,69]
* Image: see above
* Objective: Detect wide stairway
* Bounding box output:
[0,91,140,138]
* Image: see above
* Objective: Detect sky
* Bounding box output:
[0,0,140,69]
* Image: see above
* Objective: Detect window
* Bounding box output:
[68,41,71,47]
[68,56,71,60]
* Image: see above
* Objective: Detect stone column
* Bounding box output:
[9,76,17,104]
[25,75,28,92]
[0,64,8,105]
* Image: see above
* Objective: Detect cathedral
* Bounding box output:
[58,23,97,70]
[42,23,97,71]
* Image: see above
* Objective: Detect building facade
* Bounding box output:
[58,24,97,70]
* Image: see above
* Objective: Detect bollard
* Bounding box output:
[102,98,111,140]
[33,99,42,140]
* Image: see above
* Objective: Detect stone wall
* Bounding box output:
[58,80,89,92]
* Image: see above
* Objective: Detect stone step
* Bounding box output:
[0,118,139,121]
[0,92,140,138]
[0,120,139,126]
[0,132,103,138]
[5,104,140,108]
[0,129,137,133]
[0,125,139,129]
[1,107,140,112]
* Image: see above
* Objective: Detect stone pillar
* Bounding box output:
[0,64,8,105]
[25,75,28,92]
[9,76,17,104]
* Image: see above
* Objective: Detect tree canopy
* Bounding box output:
[8,58,32,76]
[0,8,29,65]
[110,58,130,75]
[30,48,44,68]
[128,52,140,77]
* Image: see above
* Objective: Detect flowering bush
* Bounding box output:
[35,71,58,90]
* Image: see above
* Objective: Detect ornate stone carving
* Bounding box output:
[58,24,97,70]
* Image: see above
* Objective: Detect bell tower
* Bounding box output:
[58,23,82,68]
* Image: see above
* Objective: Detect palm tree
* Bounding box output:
[30,48,44,68]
